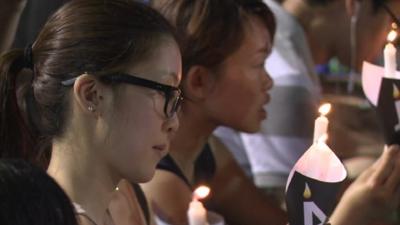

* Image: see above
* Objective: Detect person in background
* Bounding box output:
[143,0,287,224]
[0,159,78,225]
[143,0,400,225]
[0,0,182,224]
[215,0,400,200]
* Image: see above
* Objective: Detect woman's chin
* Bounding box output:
[236,123,261,134]
[127,169,156,184]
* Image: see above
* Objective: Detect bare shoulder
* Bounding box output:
[77,214,97,225]
[140,170,192,224]
[209,135,236,168]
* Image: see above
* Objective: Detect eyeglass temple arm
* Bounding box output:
[61,77,77,86]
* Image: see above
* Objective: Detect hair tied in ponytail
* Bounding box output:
[23,44,33,70]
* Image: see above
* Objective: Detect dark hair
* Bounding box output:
[305,0,330,6]
[0,159,78,225]
[0,0,177,167]
[150,0,275,76]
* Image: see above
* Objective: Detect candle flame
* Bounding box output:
[318,103,331,116]
[193,185,210,200]
[392,22,398,30]
[303,183,311,199]
[387,29,398,42]
[394,84,400,99]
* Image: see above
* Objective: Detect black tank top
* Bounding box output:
[156,143,216,190]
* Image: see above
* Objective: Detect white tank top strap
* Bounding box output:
[73,202,99,225]
[73,202,87,214]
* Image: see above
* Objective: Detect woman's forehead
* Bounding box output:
[241,16,272,54]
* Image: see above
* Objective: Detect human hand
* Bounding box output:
[329,145,400,225]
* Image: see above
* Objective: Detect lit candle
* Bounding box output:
[313,103,331,143]
[384,25,397,78]
[188,186,210,225]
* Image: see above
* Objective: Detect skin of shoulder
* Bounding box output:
[108,180,147,225]
[140,169,193,225]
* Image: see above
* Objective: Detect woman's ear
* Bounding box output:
[73,73,105,116]
[183,65,215,101]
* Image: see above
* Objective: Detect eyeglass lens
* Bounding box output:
[165,90,182,118]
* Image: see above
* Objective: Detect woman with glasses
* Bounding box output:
[142,0,400,225]
[0,0,182,224]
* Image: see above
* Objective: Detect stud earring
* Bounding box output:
[88,105,95,112]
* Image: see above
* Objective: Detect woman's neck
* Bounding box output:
[283,0,347,64]
[48,138,119,225]
[169,105,217,182]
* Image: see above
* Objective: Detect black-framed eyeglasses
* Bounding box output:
[61,73,183,118]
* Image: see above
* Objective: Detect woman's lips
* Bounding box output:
[260,93,270,119]
[259,108,267,120]
[264,93,270,105]
[153,144,168,158]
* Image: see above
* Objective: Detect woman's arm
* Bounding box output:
[209,135,287,225]
[141,170,193,225]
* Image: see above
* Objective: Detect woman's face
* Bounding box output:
[205,16,273,133]
[338,0,400,70]
[103,39,182,183]
[356,0,400,69]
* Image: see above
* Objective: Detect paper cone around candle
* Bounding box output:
[285,142,347,225]
[362,62,384,106]
[362,61,400,144]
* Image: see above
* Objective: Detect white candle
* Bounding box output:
[187,186,210,225]
[313,104,331,143]
[188,199,207,225]
[384,29,397,78]
[384,43,397,77]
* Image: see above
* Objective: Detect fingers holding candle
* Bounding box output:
[370,145,399,188]
[381,145,400,193]
[330,145,400,225]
